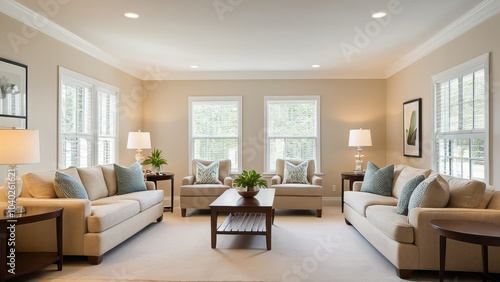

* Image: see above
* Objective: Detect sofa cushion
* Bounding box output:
[101,164,118,196]
[110,190,164,211]
[87,200,140,232]
[78,166,109,201]
[181,185,229,197]
[392,166,431,198]
[366,205,414,243]
[360,162,394,196]
[409,174,450,210]
[272,185,323,196]
[442,175,486,208]
[396,175,425,215]
[344,191,398,216]
[194,161,222,184]
[283,161,309,184]
[54,171,89,199]
[22,170,57,198]
[479,185,496,209]
[115,163,147,195]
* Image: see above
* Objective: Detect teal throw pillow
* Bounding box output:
[396,175,425,215]
[360,162,394,196]
[408,174,450,210]
[114,163,147,195]
[194,161,222,184]
[283,161,309,184]
[54,171,89,199]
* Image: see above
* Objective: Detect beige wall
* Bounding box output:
[0,14,144,174]
[386,14,500,185]
[142,79,387,198]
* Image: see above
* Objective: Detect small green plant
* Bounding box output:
[142,148,168,173]
[233,170,268,191]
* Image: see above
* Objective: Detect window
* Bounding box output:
[265,96,320,173]
[189,96,242,173]
[58,67,118,168]
[432,53,489,182]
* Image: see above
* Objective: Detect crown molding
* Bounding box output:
[386,0,500,78]
[0,0,142,79]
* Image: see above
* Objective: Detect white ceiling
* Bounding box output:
[2,0,500,80]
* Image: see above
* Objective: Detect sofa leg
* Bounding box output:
[396,268,412,279]
[316,209,322,218]
[181,208,187,217]
[345,219,352,225]
[157,215,163,222]
[88,255,103,265]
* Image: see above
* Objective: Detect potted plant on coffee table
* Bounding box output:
[142,148,168,175]
[233,169,268,198]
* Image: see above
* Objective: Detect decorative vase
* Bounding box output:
[154,165,163,175]
[237,186,260,198]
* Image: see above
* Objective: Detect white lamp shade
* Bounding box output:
[348,129,372,147]
[0,129,40,164]
[127,131,151,149]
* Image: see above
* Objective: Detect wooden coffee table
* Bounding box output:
[430,219,500,282]
[210,189,275,250]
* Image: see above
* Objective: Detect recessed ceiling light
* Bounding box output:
[312,65,320,68]
[371,11,387,19]
[124,12,139,19]
[190,65,199,69]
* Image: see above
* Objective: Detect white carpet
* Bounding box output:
[23,206,485,282]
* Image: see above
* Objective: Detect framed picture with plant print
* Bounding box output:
[403,98,421,157]
[0,57,27,129]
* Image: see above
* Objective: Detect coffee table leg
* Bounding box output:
[439,235,446,282]
[266,210,272,250]
[211,209,217,248]
[481,245,488,281]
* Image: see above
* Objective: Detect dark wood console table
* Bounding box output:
[341,172,365,212]
[1,206,63,281]
[147,172,175,212]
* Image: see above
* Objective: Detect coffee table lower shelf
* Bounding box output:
[218,213,267,234]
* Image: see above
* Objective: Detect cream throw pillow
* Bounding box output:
[408,174,450,210]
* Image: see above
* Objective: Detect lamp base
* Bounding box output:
[353,159,364,174]
[4,205,26,215]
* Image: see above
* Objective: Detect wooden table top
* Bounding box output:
[430,219,500,246]
[210,189,275,208]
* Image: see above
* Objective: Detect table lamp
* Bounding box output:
[0,128,40,214]
[127,130,151,163]
[348,128,372,174]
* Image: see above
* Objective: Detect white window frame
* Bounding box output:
[188,96,242,174]
[432,53,489,182]
[264,96,321,174]
[58,67,119,168]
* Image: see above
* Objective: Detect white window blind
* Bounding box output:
[265,96,320,173]
[433,53,489,181]
[59,67,118,168]
[189,97,242,173]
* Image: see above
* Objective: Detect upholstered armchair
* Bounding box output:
[180,159,233,217]
[270,159,323,217]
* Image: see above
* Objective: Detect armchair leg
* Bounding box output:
[156,215,163,222]
[181,208,187,217]
[316,209,322,218]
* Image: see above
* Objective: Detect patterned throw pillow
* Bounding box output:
[408,174,450,210]
[396,175,425,215]
[53,171,89,199]
[114,163,147,195]
[283,161,309,184]
[360,162,394,196]
[194,161,222,184]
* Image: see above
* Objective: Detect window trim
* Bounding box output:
[188,96,243,174]
[58,67,119,168]
[431,53,489,182]
[264,95,321,174]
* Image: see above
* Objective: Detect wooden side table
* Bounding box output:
[147,172,174,212]
[430,219,500,282]
[340,172,365,212]
[1,206,63,281]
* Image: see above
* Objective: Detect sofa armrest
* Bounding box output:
[145,181,155,190]
[271,175,282,185]
[224,176,233,187]
[312,175,322,186]
[182,175,195,185]
[352,181,363,191]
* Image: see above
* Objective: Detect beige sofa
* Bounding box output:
[271,159,323,217]
[0,164,164,265]
[180,159,233,217]
[344,164,500,278]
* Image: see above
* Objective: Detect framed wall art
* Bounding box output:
[0,57,27,129]
[403,98,421,157]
